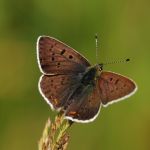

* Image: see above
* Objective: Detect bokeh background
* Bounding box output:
[0,0,150,150]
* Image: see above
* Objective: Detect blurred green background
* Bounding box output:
[0,0,150,150]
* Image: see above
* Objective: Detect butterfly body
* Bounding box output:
[37,36,137,123]
[80,65,100,85]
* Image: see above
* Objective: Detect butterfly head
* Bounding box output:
[93,63,104,78]
[98,63,103,71]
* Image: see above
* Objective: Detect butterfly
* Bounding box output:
[37,36,137,123]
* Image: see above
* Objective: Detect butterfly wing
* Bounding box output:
[39,74,80,110]
[65,81,101,123]
[37,36,90,75]
[98,71,137,106]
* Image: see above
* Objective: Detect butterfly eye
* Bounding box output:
[98,63,103,70]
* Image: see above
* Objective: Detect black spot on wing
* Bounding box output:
[60,49,66,55]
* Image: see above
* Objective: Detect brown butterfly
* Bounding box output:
[37,36,137,123]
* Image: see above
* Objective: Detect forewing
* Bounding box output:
[98,71,137,106]
[37,36,90,74]
[65,82,101,123]
[39,74,80,110]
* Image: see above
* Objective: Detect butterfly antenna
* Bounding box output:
[103,58,130,65]
[95,33,99,63]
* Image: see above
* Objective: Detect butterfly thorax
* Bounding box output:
[81,65,102,86]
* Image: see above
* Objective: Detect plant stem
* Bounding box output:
[38,113,73,150]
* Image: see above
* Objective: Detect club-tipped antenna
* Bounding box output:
[94,34,130,66]
[102,58,130,65]
[95,33,99,63]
